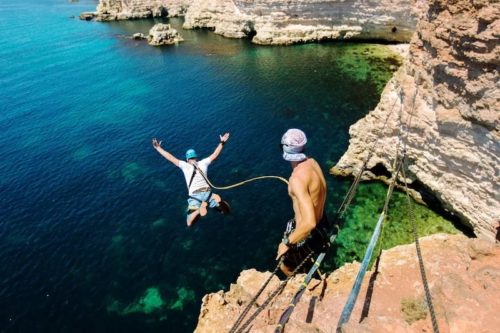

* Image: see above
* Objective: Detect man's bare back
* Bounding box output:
[289,158,327,226]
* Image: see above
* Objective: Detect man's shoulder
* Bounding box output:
[178,160,188,169]
[289,171,308,189]
[291,160,322,184]
[199,157,212,166]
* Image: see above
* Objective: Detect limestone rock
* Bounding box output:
[132,33,146,40]
[79,12,96,21]
[81,0,191,21]
[332,0,500,241]
[183,0,418,45]
[195,234,500,333]
[148,23,184,46]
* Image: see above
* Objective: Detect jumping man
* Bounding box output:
[152,133,230,226]
[276,129,330,276]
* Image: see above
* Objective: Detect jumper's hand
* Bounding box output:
[152,138,162,149]
[276,242,289,260]
[219,132,230,144]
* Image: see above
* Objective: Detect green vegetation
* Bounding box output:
[169,287,196,311]
[107,287,166,315]
[401,297,428,324]
[333,183,461,268]
[334,44,403,93]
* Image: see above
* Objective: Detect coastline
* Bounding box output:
[24,0,499,332]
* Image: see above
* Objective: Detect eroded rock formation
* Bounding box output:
[148,23,184,45]
[195,234,500,333]
[81,0,191,21]
[183,0,418,45]
[332,0,500,241]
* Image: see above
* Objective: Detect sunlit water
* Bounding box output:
[0,1,461,332]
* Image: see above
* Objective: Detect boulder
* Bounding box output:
[132,33,146,40]
[79,12,96,21]
[147,23,184,46]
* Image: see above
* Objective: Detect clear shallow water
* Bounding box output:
[0,1,460,332]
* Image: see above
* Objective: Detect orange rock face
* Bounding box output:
[195,234,500,333]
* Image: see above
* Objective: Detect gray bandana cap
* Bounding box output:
[281,128,307,161]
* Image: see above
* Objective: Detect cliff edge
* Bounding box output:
[183,0,418,45]
[332,0,499,241]
[195,234,500,332]
[81,0,191,21]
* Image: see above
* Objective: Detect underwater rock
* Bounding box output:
[195,234,500,333]
[108,287,166,315]
[148,23,184,46]
[183,0,418,45]
[333,0,500,241]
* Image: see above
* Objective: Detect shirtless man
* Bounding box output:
[276,129,330,276]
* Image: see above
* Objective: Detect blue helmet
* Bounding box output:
[185,149,198,160]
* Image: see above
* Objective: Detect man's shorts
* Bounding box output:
[186,191,220,212]
[283,215,330,273]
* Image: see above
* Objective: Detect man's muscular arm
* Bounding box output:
[276,174,316,259]
[287,175,316,244]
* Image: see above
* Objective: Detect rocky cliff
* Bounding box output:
[183,0,418,45]
[195,234,500,332]
[82,0,191,21]
[332,0,500,241]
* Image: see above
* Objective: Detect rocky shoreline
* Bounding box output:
[80,0,190,22]
[183,0,418,45]
[82,0,418,45]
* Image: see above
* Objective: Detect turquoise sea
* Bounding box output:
[0,1,463,332]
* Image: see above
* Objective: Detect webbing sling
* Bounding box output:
[187,163,198,190]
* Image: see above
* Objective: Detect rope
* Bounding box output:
[401,158,440,333]
[230,251,314,333]
[229,258,284,333]
[335,157,403,333]
[336,159,366,219]
[275,252,327,333]
[397,74,439,331]
[192,163,289,190]
[336,88,403,219]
